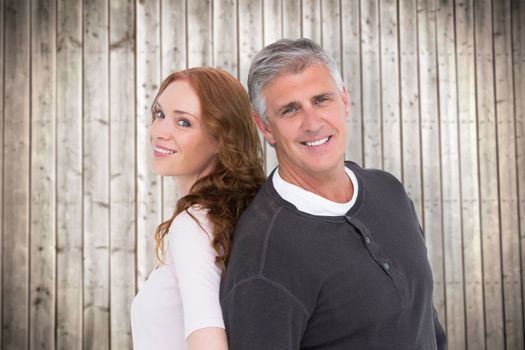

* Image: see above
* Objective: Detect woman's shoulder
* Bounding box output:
[169,205,213,244]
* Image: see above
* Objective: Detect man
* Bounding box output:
[220,38,447,350]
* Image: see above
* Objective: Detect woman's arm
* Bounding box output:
[187,327,228,350]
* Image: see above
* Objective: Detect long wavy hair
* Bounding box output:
[153,67,266,273]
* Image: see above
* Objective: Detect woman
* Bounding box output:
[131,67,266,350]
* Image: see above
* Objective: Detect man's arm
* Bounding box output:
[433,306,447,350]
[221,276,309,350]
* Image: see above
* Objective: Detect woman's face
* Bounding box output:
[149,79,218,189]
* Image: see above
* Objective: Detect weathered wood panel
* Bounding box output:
[3,0,30,348]
[361,0,382,169]
[493,0,523,348]
[261,0,282,174]
[238,0,262,86]
[188,0,212,67]
[83,0,110,348]
[214,0,237,75]
[109,0,135,348]
[456,0,485,348]
[380,0,401,178]
[30,0,56,348]
[301,0,320,42]
[321,0,341,69]
[1,1,524,349]
[417,0,445,324]
[136,0,161,290]
[341,0,363,165]
[0,0,4,344]
[475,0,505,348]
[436,0,465,347]
[56,0,83,348]
[513,0,525,342]
[282,0,300,39]
[399,0,423,218]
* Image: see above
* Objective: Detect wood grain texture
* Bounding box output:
[188,0,212,66]
[474,0,505,348]
[3,0,30,348]
[109,0,135,348]
[341,0,362,165]
[261,0,282,174]
[0,0,4,344]
[456,0,485,348]
[213,0,238,75]
[493,0,524,348]
[512,0,525,340]
[360,0,382,169]
[56,0,83,348]
[238,0,262,86]
[399,0,423,218]
[30,0,57,348]
[83,0,110,348]
[380,0,401,178]
[136,0,161,291]
[436,0,465,347]
[301,0,321,42]
[282,0,300,38]
[161,0,186,221]
[417,0,445,324]
[321,0,341,69]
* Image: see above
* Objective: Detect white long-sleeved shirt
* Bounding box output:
[131,207,224,350]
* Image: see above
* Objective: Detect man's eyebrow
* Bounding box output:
[275,101,300,114]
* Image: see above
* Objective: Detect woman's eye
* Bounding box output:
[154,110,165,119]
[177,119,191,127]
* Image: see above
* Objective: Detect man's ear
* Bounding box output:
[253,112,276,145]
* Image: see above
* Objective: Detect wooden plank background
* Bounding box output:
[1,0,524,349]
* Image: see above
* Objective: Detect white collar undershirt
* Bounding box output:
[272,166,359,216]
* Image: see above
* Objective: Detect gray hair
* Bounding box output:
[247,38,344,120]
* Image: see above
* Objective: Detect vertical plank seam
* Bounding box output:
[80,0,85,347]
[451,0,469,347]
[358,0,365,165]
[378,0,384,170]
[106,0,111,345]
[28,0,33,346]
[236,0,240,79]
[510,1,525,345]
[471,1,488,347]
[432,0,448,330]
[0,0,4,346]
[54,0,59,346]
[415,0,425,229]
[396,0,404,182]
[490,0,507,345]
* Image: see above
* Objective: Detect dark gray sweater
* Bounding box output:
[220,162,447,350]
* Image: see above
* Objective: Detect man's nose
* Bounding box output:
[301,106,324,132]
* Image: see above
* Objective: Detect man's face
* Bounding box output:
[255,64,349,180]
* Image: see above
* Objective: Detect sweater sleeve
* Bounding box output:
[221,276,309,350]
[168,207,225,339]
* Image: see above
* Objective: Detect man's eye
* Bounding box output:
[316,96,328,104]
[177,119,191,127]
[283,107,297,115]
[154,110,165,119]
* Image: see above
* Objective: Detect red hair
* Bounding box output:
[152,67,266,272]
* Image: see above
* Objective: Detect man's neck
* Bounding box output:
[278,165,353,203]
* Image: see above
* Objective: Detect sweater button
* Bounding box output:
[365,236,371,244]
[383,262,391,270]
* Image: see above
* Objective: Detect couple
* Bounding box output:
[131,38,447,350]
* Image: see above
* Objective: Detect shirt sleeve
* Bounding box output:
[168,207,225,339]
[221,276,309,350]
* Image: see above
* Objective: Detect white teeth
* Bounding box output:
[155,147,176,154]
[305,137,329,147]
